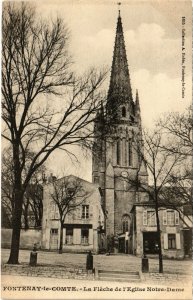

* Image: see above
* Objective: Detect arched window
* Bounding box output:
[128,139,133,166]
[122,106,126,117]
[122,215,129,233]
[117,140,121,165]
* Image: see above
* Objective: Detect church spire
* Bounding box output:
[107,8,133,116]
[135,89,140,111]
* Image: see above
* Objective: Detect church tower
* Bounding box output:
[92,9,148,253]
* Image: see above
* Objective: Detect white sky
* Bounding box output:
[29,0,193,181]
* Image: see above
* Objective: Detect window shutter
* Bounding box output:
[77,207,81,219]
[63,228,66,245]
[65,214,69,223]
[163,210,167,225]
[73,228,77,244]
[73,228,81,244]
[176,233,181,249]
[89,229,93,245]
[89,205,93,218]
[55,208,59,219]
[81,206,84,219]
[175,211,179,225]
[143,211,147,226]
[74,208,78,219]
[163,233,168,249]
[76,228,81,244]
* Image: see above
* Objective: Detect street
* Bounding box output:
[1,249,192,300]
[1,248,191,274]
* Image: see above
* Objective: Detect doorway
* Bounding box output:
[50,228,58,250]
[118,237,125,253]
[143,232,159,254]
[183,229,192,256]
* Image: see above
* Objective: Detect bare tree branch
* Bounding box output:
[50,176,91,253]
[2,2,107,264]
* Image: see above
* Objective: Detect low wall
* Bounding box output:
[1,229,41,249]
[141,272,190,285]
[2,264,94,281]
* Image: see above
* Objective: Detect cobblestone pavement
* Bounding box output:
[1,248,191,275]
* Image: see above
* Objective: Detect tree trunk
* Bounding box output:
[59,223,63,254]
[7,142,23,264]
[7,188,23,264]
[23,203,29,230]
[155,195,163,273]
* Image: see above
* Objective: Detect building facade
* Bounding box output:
[92,11,148,253]
[41,175,105,253]
[131,203,186,258]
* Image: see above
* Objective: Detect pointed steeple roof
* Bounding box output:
[135,89,142,128]
[94,102,104,131]
[107,11,133,113]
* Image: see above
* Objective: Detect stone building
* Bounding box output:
[131,202,185,258]
[41,175,105,253]
[92,10,149,253]
[181,205,192,257]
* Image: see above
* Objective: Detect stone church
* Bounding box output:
[92,10,149,254]
[92,10,188,258]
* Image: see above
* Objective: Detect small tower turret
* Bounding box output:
[135,89,142,128]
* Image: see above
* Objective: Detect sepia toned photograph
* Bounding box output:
[1,0,192,299]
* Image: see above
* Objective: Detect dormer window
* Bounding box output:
[122,106,126,117]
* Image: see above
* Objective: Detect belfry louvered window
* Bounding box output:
[128,139,133,166]
[122,106,126,117]
[117,140,121,165]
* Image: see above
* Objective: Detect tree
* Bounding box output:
[2,149,14,227]
[160,182,192,228]
[27,182,43,228]
[125,128,182,273]
[157,106,192,225]
[2,147,44,230]
[2,3,107,264]
[157,106,192,157]
[50,176,90,253]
